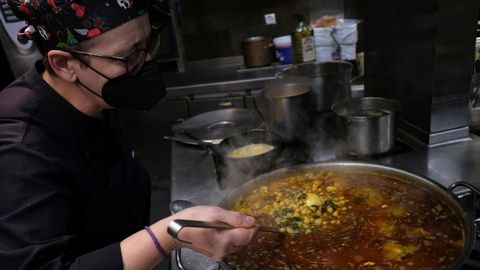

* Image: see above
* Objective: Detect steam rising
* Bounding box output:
[213,113,341,191]
[211,76,353,191]
[213,130,277,190]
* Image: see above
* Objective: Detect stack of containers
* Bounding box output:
[312,19,360,63]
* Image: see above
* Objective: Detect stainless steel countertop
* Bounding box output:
[163,65,279,97]
[163,62,364,97]
[168,118,480,270]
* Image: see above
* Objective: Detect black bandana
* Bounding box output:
[7,0,169,51]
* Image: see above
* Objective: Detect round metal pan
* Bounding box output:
[219,161,478,270]
[172,108,264,144]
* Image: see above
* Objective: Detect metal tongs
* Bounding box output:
[168,200,284,270]
[167,219,284,244]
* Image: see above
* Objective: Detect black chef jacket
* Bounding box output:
[0,61,151,269]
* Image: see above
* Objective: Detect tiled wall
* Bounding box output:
[179,0,344,61]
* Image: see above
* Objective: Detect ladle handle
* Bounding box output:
[163,135,223,157]
[163,136,204,146]
[169,200,195,270]
[168,219,283,244]
[177,130,224,157]
[168,219,234,244]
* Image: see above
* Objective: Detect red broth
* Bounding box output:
[225,171,465,270]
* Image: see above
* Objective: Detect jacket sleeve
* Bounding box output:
[0,143,124,270]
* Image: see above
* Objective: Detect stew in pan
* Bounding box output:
[225,171,464,269]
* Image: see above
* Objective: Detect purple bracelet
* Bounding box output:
[144,226,169,260]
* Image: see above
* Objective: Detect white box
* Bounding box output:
[315,46,338,62]
[340,44,356,60]
[313,19,360,46]
[314,44,356,62]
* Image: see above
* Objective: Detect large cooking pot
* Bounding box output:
[218,161,479,270]
[331,97,400,156]
[277,61,353,113]
[261,82,313,142]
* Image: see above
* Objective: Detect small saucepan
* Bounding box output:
[277,61,353,114]
[165,129,281,189]
[212,129,281,190]
[261,82,313,143]
[331,97,400,156]
[242,36,275,68]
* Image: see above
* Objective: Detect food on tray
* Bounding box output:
[312,15,338,28]
[225,171,464,269]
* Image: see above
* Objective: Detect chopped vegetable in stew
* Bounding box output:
[225,171,465,270]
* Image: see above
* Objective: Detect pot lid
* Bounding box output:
[172,108,264,144]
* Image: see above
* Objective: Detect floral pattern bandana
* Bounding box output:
[7,0,167,51]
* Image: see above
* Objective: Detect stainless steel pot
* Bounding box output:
[261,82,313,142]
[219,161,480,270]
[331,97,400,156]
[165,128,281,190]
[212,129,281,190]
[242,36,275,68]
[278,61,353,113]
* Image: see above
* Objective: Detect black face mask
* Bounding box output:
[77,60,166,111]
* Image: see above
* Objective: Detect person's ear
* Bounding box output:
[46,50,78,82]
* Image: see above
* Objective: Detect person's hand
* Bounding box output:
[168,205,257,261]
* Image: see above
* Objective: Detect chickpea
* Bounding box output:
[327,185,337,192]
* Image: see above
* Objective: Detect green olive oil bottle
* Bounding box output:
[292,14,316,64]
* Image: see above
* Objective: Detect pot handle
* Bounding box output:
[448,181,480,225]
[174,249,186,270]
[448,181,480,196]
[263,42,274,49]
[173,249,230,270]
[163,135,209,147]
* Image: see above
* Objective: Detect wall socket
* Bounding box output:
[264,13,276,25]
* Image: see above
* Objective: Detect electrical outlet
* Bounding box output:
[264,13,276,25]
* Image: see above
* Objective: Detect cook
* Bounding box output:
[0,1,257,269]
